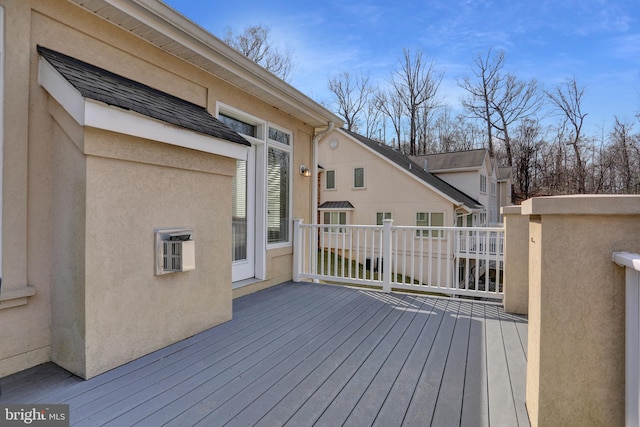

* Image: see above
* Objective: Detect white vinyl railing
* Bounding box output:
[613,251,640,427]
[293,219,504,299]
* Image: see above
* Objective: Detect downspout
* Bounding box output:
[312,122,335,225]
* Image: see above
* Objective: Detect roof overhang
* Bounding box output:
[68,0,344,129]
[39,55,248,160]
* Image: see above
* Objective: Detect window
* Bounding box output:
[477,209,487,226]
[354,167,365,188]
[376,212,392,225]
[323,211,347,233]
[456,213,474,227]
[326,170,336,190]
[267,126,292,244]
[491,181,496,196]
[480,174,487,193]
[416,212,444,237]
[219,113,258,138]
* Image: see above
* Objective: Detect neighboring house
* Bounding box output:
[318,129,483,231]
[411,149,513,225]
[0,0,341,379]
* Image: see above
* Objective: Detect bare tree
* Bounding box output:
[460,49,542,166]
[609,117,639,193]
[546,77,588,193]
[390,49,442,155]
[376,89,405,151]
[362,99,383,140]
[512,119,544,198]
[491,74,543,167]
[328,71,375,132]
[224,25,294,82]
[459,49,504,156]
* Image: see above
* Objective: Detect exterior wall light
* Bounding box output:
[299,165,311,177]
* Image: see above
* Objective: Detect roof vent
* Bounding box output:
[423,159,429,172]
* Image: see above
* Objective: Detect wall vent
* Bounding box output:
[155,228,195,275]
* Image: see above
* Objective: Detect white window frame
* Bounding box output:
[323,211,347,233]
[266,122,293,248]
[491,181,496,196]
[376,212,392,225]
[353,167,365,189]
[325,169,336,190]
[416,212,444,238]
[217,103,267,280]
[480,174,487,194]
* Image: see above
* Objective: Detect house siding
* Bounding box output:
[319,131,457,228]
[0,0,319,378]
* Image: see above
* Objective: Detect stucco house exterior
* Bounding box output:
[411,149,513,225]
[0,0,341,379]
[317,129,483,230]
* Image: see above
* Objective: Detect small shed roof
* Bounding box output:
[410,149,488,172]
[37,46,250,147]
[318,201,355,210]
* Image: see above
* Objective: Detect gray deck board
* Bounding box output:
[460,303,490,427]
[0,282,529,426]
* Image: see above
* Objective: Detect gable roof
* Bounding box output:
[497,167,513,181]
[68,0,343,129]
[410,149,488,172]
[38,46,250,147]
[340,129,482,211]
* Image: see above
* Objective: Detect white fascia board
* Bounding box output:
[99,0,343,128]
[84,100,248,160]
[39,57,247,161]
[38,57,86,125]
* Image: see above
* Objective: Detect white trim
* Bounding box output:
[38,57,248,161]
[85,101,248,160]
[69,0,343,128]
[217,102,267,144]
[0,5,4,278]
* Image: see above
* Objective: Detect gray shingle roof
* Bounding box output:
[341,129,482,210]
[410,149,487,172]
[318,201,355,210]
[37,46,250,147]
[497,167,512,181]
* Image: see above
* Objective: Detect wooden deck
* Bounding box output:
[0,282,529,426]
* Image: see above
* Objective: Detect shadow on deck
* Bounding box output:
[0,281,529,426]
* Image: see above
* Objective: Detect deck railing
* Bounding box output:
[293,219,504,299]
[613,251,640,427]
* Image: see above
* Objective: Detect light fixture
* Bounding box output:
[299,165,311,177]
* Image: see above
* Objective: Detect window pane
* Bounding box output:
[232,160,247,261]
[267,147,290,243]
[219,113,257,137]
[269,127,290,145]
[354,168,364,188]
[339,212,346,224]
[326,170,335,189]
[431,213,444,227]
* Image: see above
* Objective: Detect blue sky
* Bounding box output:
[164,0,639,134]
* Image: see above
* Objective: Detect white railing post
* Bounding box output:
[382,219,393,293]
[613,251,640,427]
[293,219,303,282]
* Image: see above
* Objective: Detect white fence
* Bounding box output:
[613,251,640,427]
[293,219,504,299]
